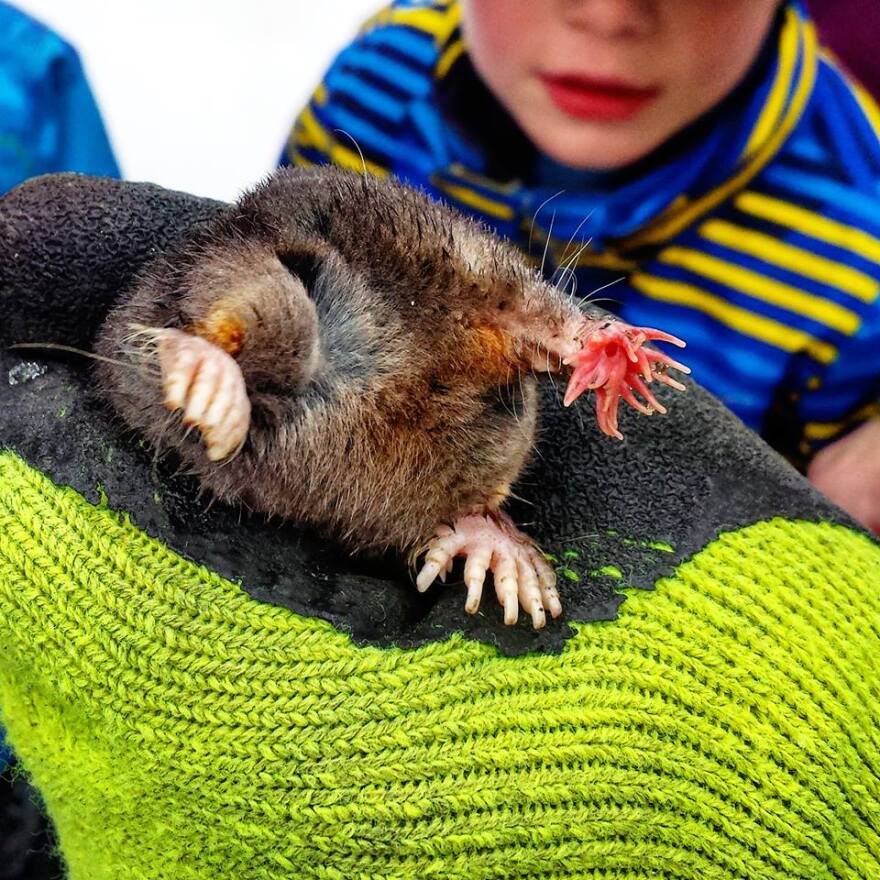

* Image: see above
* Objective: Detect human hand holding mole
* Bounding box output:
[95,166,688,629]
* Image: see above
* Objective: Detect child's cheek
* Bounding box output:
[461,0,545,86]
[668,2,779,112]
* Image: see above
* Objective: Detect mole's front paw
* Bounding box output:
[158,328,251,461]
[416,511,561,629]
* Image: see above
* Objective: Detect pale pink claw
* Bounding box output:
[158,328,251,460]
[416,511,561,629]
[563,320,689,439]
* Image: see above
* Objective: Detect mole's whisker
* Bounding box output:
[540,210,557,277]
[558,209,594,269]
[333,128,368,176]
[528,189,565,256]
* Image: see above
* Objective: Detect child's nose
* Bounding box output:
[559,0,658,39]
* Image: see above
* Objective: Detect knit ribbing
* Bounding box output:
[0,451,878,879]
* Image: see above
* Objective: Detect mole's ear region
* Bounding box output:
[278,251,323,294]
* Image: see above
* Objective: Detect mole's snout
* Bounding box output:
[562,321,689,439]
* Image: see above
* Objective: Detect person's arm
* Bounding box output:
[279,4,396,175]
[278,0,453,182]
[0,6,119,191]
[43,41,120,179]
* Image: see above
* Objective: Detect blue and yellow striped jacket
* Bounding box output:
[281,0,880,460]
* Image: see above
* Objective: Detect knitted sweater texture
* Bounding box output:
[0,450,878,879]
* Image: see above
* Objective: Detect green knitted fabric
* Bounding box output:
[0,451,879,879]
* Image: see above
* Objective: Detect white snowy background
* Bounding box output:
[18,1,379,201]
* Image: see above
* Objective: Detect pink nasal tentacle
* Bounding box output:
[563,319,690,438]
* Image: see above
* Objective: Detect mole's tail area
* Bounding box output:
[0,173,226,350]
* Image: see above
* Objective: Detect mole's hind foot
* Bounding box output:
[158,328,251,461]
[416,511,561,629]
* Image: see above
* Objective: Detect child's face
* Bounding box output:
[461,0,781,170]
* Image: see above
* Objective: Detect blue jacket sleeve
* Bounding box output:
[797,299,880,449]
[0,3,119,193]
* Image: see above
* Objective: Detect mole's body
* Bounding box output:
[95,166,686,628]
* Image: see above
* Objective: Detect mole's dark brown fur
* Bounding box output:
[95,166,587,558]
[91,165,697,628]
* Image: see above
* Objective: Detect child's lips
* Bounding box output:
[539,73,660,121]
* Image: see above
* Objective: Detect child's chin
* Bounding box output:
[531,120,667,172]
